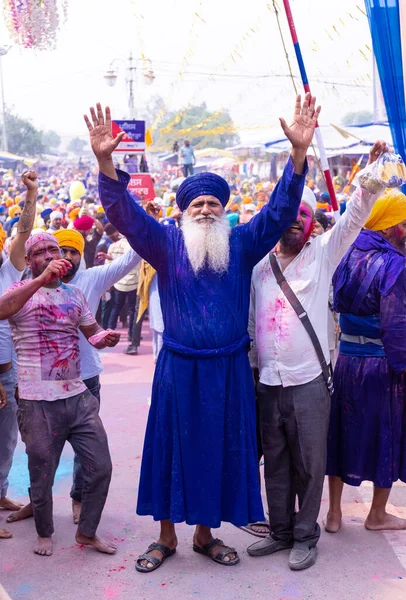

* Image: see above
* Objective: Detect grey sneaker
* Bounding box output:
[247,536,293,557]
[288,542,317,571]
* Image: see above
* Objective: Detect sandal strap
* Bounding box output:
[148,542,173,557]
[202,537,224,553]
[137,553,160,567]
[213,546,237,561]
[202,538,237,560]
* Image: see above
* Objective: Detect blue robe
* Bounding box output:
[327,230,406,488]
[98,159,306,527]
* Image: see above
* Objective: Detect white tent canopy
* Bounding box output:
[233,123,393,157]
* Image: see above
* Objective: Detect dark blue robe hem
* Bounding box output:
[326,470,404,489]
[136,508,265,529]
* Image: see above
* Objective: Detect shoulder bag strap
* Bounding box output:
[269,253,334,396]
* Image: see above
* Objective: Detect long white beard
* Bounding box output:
[181,212,231,275]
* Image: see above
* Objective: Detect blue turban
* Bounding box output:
[9,217,19,229]
[41,208,52,219]
[227,213,239,228]
[176,172,230,212]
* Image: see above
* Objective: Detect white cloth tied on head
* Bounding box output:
[301,186,317,212]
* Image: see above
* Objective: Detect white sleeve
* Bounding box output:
[86,249,141,295]
[248,276,258,369]
[320,186,383,267]
[0,258,24,290]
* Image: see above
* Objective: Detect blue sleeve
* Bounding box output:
[98,170,167,271]
[240,157,307,266]
[380,269,406,372]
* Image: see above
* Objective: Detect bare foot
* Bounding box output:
[250,522,270,535]
[75,532,117,554]
[72,500,81,525]
[139,537,178,569]
[0,497,24,511]
[323,511,342,533]
[34,536,53,556]
[365,512,406,531]
[0,528,12,539]
[6,502,33,523]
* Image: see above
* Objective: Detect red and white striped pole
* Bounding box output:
[282,0,338,211]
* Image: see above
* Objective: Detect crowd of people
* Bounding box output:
[0,94,405,576]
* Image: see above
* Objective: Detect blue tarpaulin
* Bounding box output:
[364,0,406,163]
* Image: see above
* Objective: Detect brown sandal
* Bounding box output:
[193,538,240,566]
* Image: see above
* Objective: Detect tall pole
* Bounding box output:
[281,0,338,211]
[0,47,9,152]
[128,51,136,119]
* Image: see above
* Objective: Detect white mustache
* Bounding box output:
[193,214,218,221]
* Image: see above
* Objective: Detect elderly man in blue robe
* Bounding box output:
[84,95,321,572]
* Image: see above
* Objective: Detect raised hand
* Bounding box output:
[84,103,125,161]
[145,201,161,221]
[279,93,321,152]
[21,170,38,193]
[39,259,71,285]
[368,140,390,166]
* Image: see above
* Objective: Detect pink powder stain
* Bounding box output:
[104,585,118,598]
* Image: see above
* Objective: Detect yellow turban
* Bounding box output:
[364,189,406,231]
[8,205,21,219]
[53,229,85,256]
[0,224,6,252]
[97,206,105,214]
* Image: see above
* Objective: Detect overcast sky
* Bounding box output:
[0,0,374,146]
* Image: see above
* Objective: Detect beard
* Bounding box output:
[280,227,308,254]
[181,212,231,275]
[64,260,81,280]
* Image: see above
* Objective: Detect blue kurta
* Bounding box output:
[98,159,305,527]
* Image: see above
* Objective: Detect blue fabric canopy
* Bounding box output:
[364,0,406,163]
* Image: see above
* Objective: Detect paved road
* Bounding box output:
[1,326,406,600]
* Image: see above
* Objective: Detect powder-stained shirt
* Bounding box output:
[6,281,95,401]
[249,186,381,388]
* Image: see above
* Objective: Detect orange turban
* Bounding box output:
[53,229,85,256]
[69,207,80,221]
[0,224,6,252]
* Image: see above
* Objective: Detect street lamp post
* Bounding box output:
[103,52,155,119]
[0,45,11,152]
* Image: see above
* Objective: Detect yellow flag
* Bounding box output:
[146,129,153,147]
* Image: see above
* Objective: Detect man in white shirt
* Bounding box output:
[0,171,37,540]
[247,141,387,570]
[6,228,141,527]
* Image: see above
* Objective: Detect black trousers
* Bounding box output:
[70,376,101,503]
[108,289,137,334]
[258,374,330,546]
[18,389,112,538]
